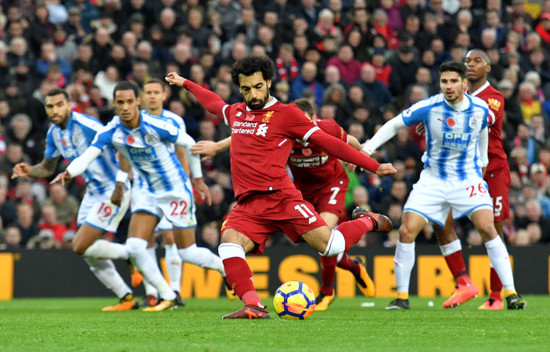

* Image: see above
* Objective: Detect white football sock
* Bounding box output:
[83,239,128,260]
[484,236,515,291]
[84,257,131,299]
[164,243,182,292]
[178,243,225,276]
[322,229,345,257]
[394,241,416,295]
[143,276,158,298]
[439,239,462,256]
[126,237,175,301]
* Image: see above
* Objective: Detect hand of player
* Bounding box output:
[165,72,187,87]
[375,163,397,176]
[110,183,124,206]
[416,123,426,136]
[12,163,31,179]
[50,170,72,186]
[346,162,357,173]
[193,177,212,206]
[191,141,218,161]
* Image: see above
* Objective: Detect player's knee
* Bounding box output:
[72,239,87,255]
[398,226,416,243]
[477,223,498,241]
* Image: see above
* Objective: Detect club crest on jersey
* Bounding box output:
[468,115,481,129]
[144,132,159,145]
[487,98,501,111]
[446,117,456,127]
[262,111,274,123]
[126,135,135,144]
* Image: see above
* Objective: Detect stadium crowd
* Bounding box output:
[1,0,550,251]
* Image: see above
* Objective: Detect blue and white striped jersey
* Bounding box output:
[91,111,189,193]
[400,93,489,181]
[133,109,187,189]
[45,111,118,196]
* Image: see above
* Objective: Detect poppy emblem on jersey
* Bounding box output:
[61,138,67,147]
[245,114,255,121]
[144,132,159,145]
[302,148,312,156]
[446,118,456,127]
[126,135,135,144]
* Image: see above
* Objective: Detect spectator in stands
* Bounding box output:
[197,221,222,253]
[94,64,120,103]
[6,113,43,164]
[0,184,16,227]
[355,63,393,112]
[389,44,419,100]
[44,183,79,228]
[53,25,78,65]
[327,44,361,85]
[516,199,550,243]
[0,224,22,251]
[38,204,68,246]
[290,61,324,108]
[15,202,40,247]
[29,3,55,57]
[519,81,544,123]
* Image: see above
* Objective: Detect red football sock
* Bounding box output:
[319,255,337,295]
[444,250,471,286]
[336,253,360,276]
[338,217,374,252]
[223,257,260,306]
[489,267,503,300]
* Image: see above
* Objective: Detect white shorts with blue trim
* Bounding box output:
[79,186,131,233]
[131,179,197,229]
[154,216,172,233]
[403,168,493,227]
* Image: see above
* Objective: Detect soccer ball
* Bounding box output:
[273,281,316,320]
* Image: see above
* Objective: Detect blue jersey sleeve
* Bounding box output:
[44,127,61,159]
[401,98,434,126]
[91,125,115,150]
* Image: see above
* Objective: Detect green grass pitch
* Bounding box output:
[1,296,549,352]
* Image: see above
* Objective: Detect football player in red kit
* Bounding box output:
[166,56,396,319]
[192,99,377,311]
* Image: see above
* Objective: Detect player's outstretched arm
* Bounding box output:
[51,147,102,185]
[308,129,396,175]
[171,76,227,119]
[190,137,231,161]
[362,116,406,155]
[12,158,58,179]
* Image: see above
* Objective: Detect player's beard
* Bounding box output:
[246,92,270,110]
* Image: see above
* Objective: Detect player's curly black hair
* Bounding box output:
[438,61,467,79]
[231,55,276,86]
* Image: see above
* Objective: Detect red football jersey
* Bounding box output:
[289,118,348,193]
[470,81,507,173]
[223,100,320,200]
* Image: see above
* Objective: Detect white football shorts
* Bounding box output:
[403,168,493,227]
[130,179,197,229]
[79,185,131,233]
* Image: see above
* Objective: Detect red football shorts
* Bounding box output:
[484,165,511,222]
[221,188,327,254]
[300,177,349,216]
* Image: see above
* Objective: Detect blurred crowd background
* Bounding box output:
[1,0,550,252]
